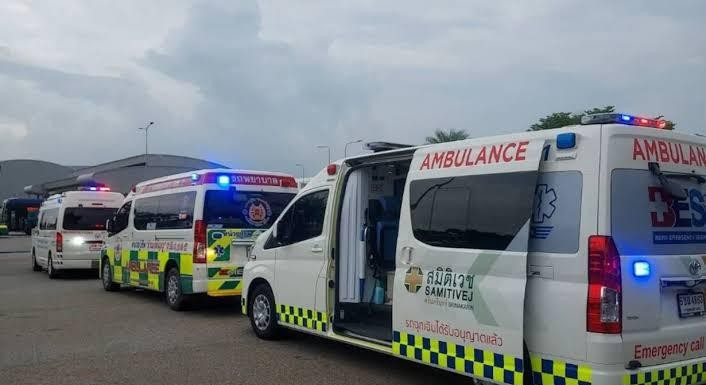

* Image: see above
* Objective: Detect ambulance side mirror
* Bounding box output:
[106,218,114,235]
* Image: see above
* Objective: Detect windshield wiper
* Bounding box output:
[648,162,689,200]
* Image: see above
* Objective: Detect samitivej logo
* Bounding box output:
[404,266,424,294]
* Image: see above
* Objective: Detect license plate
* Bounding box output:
[678,293,705,318]
[89,244,102,251]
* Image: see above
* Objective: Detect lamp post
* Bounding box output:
[344,139,362,157]
[316,145,331,165]
[295,163,305,179]
[138,121,154,166]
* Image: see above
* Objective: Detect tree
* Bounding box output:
[425,129,469,144]
[529,106,615,131]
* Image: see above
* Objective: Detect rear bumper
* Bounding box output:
[618,358,706,385]
[53,254,99,270]
[532,354,706,385]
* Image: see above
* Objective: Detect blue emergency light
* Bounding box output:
[633,261,651,278]
[217,175,230,187]
[556,133,576,149]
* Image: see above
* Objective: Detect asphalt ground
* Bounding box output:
[0,235,470,385]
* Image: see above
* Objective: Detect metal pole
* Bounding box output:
[316,145,331,165]
[344,139,362,157]
[295,163,305,179]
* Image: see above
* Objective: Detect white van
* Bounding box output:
[31,189,124,278]
[242,113,706,385]
[100,169,298,310]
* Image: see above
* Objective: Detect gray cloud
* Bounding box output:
[0,0,704,177]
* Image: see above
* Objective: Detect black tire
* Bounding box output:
[32,249,41,272]
[47,254,59,279]
[101,257,119,291]
[165,267,187,311]
[248,284,280,340]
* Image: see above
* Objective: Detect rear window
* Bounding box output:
[62,207,117,230]
[204,191,296,229]
[612,169,706,255]
[409,172,537,251]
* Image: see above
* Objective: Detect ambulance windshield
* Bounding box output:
[203,191,296,229]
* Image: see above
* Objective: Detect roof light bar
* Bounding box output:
[581,113,667,129]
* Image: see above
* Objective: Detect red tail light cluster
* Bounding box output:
[193,220,207,264]
[56,232,63,253]
[587,235,622,334]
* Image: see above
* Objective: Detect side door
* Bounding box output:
[34,210,47,266]
[131,197,158,287]
[273,188,331,333]
[106,201,132,284]
[393,139,544,384]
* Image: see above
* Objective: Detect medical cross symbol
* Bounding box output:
[648,187,674,227]
[214,245,225,258]
[404,266,424,294]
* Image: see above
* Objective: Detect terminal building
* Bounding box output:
[0,154,227,201]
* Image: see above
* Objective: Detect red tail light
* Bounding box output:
[193,220,207,264]
[56,232,63,253]
[587,235,622,334]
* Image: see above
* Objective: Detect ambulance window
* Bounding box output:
[410,172,536,251]
[112,201,132,234]
[155,192,196,230]
[133,197,159,231]
[277,190,329,246]
[528,171,582,254]
[40,209,58,231]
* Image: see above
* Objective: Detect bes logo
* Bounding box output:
[242,198,272,227]
[648,187,706,228]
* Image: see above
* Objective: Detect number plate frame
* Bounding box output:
[677,292,705,318]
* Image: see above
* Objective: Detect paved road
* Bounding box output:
[0,236,470,385]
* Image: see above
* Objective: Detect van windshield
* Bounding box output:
[63,207,117,231]
[204,191,296,229]
[611,169,706,255]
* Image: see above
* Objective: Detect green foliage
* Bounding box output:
[425,129,470,144]
[529,106,615,131]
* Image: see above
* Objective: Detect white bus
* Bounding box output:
[242,113,706,385]
[100,169,298,310]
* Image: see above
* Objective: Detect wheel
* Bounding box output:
[101,257,119,291]
[32,249,41,272]
[249,284,280,340]
[47,254,59,279]
[165,267,187,311]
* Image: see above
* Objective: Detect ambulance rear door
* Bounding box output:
[393,137,545,384]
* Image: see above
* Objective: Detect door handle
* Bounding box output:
[401,246,413,265]
[311,245,323,253]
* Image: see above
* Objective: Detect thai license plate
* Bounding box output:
[678,293,705,318]
[89,244,102,251]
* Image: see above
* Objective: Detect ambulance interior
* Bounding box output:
[336,159,411,343]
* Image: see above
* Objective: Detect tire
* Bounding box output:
[249,284,280,340]
[101,257,119,291]
[165,267,187,311]
[47,254,59,279]
[32,249,41,272]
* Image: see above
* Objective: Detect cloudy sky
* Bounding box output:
[0,0,704,175]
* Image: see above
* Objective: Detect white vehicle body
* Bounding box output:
[100,169,298,309]
[32,190,124,274]
[243,116,706,385]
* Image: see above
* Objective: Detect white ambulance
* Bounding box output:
[100,169,298,310]
[242,113,706,385]
[31,188,124,278]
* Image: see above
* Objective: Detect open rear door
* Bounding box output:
[393,138,544,384]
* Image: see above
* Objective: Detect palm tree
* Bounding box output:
[425,129,469,144]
